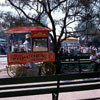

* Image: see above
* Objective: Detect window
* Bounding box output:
[32,38,48,52]
[10,33,31,53]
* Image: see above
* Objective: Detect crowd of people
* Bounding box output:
[59,45,100,56]
[59,45,100,72]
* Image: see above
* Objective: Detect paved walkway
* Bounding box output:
[1,90,100,100]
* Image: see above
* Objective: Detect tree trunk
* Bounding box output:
[53,42,61,74]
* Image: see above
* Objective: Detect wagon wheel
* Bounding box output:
[41,62,56,75]
[6,65,26,78]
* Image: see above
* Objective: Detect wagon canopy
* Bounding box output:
[66,37,78,41]
[57,36,78,41]
[3,26,51,34]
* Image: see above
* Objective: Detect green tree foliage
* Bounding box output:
[0,12,34,29]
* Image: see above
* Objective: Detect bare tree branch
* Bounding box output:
[7,0,46,27]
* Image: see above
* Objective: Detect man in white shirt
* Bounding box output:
[23,34,31,52]
[23,34,35,68]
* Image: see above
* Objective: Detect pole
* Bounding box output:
[52,80,59,100]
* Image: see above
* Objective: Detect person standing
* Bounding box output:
[23,34,31,52]
[23,34,35,69]
[90,49,99,72]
